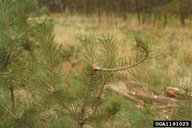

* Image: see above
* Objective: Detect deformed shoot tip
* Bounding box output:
[12,36,15,41]
[38,21,43,25]
[135,42,139,47]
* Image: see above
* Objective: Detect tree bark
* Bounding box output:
[179,0,185,27]
[108,81,178,105]
[189,17,192,27]
[105,0,110,21]
[135,0,141,25]
[180,13,185,27]
[97,0,101,23]
[122,0,127,21]
[83,0,87,16]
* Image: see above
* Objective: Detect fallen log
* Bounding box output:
[107,81,177,105]
[135,94,177,104]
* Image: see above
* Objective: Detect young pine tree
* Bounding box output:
[173,86,192,121]
[0,0,151,127]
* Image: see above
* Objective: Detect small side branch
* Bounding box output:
[12,72,53,92]
[85,113,115,125]
[93,76,108,113]
[0,104,29,128]
[86,76,108,120]
[7,36,15,65]
[10,79,15,112]
[80,70,94,119]
[144,118,150,128]
[33,71,54,90]
[19,98,37,118]
[79,38,93,60]
[184,86,189,121]
[38,22,56,90]
[53,92,79,123]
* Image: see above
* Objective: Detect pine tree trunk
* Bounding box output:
[135,0,141,25]
[164,14,167,27]
[83,0,86,16]
[142,13,146,24]
[153,14,157,25]
[97,0,101,23]
[122,0,127,22]
[106,0,110,21]
[180,13,185,27]
[72,2,76,15]
[189,17,191,27]
[158,14,161,21]
[147,13,151,23]
[179,0,185,27]
[137,13,141,25]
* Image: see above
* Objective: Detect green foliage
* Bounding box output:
[0,0,23,71]
[173,86,192,121]
[0,1,152,127]
[0,0,38,71]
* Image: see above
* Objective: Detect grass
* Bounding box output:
[52,14,192,127]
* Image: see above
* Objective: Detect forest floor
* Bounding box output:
[52,14,192,127]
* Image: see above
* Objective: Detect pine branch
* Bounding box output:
[80,37,93,60]
[32,71,54,90]
[9,78,15,112]
[53,92,79,123]
[77,35,95,63]
[2,0,10,36]
[8,38,15,112]
[86,76,108,120]
[85,112,115,125]
[12,72,53,92]
[36,104,50,127]
[0,104,29,128]
[36,21,80,125]
[76,35,151,128]
[38,21,56,90]
[184,86,189,120]
[7,36,15,66]
[144,117,150,128]
[2,0,16,113]
[19,98,37,118]
[43,105,49,121]
[173,86,192,121]
[80,70,95,119]
[94,43,149,72]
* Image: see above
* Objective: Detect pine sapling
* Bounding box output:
[0,1,152,127]
[173,85,192,121]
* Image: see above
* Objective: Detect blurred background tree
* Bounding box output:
[36,0,192,27]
